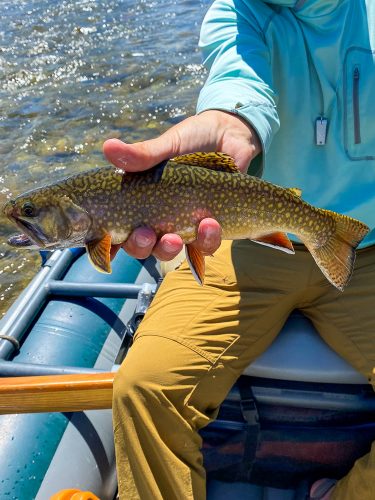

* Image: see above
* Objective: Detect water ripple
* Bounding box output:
[0,0,209,313]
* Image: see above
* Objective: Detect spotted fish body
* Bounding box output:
[3,153,370,291]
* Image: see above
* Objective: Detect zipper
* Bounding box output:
[353,66,361,144]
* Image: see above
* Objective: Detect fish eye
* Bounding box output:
[22,202,36,217]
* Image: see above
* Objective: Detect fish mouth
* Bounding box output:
[7,216,48,248]
[7,232,38,248]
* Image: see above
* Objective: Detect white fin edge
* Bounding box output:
[251,240,295,255]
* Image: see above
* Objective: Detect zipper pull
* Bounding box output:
[315,116,328,146]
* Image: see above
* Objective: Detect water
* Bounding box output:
[0,0,210,314]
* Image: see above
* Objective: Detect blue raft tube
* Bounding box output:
[0,248,375,500]
[0,248,161,500]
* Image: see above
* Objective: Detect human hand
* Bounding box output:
[103,110,262,261]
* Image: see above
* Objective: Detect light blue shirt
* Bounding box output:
[197,0,375,247]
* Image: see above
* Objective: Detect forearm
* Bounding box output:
[197,0,279,154]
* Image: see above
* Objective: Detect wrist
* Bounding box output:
[197,110,262,172]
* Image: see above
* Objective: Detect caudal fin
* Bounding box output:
[303,213,369,291]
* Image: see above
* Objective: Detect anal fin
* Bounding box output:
[185,244,205,285]
[86,233,112,273]
[251,232,295,254]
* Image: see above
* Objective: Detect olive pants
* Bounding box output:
[113,241,375,500]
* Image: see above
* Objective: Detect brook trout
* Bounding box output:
[3,152,369,291]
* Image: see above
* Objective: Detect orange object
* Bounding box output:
[50,488,101,500]
[0,372,115,414]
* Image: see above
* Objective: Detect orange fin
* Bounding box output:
[86,233,112,273]
[251,232,295,254]
[302,212,369,291]
[185,244,205,285]
[172,152,240,173]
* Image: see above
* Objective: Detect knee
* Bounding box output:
[113,356,151,406]
[112,336,195,413]
[112,334,214,422]
[113,343,174,409]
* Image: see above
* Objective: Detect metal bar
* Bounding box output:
[0,359,107,377]
[0,249,78,360]
[45,281,154,299]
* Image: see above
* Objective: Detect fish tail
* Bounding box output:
[302,212,369,291]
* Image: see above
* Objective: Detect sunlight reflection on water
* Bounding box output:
[0,0,209,314]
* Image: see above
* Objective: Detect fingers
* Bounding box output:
[115,218,221,262]
[193,218,222,256]
[121,227,157,259]
[152,219,222,261]
[120,228,183,261]
[152,234,184,261]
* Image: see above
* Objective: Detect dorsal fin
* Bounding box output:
[172,152,240,173]
[287,187,302,197]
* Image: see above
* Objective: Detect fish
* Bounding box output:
[2,152,370,291]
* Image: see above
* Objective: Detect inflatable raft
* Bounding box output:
[0,249,160,500]
[0,249,374,500]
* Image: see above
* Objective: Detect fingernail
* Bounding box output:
[163,239,180,253]
[117,157,128,167]
[135,233,153,248]
[203,226,219,243]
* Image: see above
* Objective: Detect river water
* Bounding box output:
[0,0,210,314]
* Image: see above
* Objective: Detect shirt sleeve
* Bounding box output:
[197,0,279,154]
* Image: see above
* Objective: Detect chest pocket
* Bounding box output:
[344,47,375,160]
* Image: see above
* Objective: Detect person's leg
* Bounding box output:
[113,241,312,500]
[302,247,375,500]
[330,443,375,500]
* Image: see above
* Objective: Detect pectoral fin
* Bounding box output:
[185,244,205,285]
[251,232,295,254]
[86,233,112,273]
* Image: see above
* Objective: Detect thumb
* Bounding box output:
[103,114,203,171]
[103,137,172,172]
[103,111,262,173]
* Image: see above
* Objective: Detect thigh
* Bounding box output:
[303,246,375,380]
[130,241,305,417]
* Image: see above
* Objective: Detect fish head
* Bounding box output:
[3,187,92,249]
